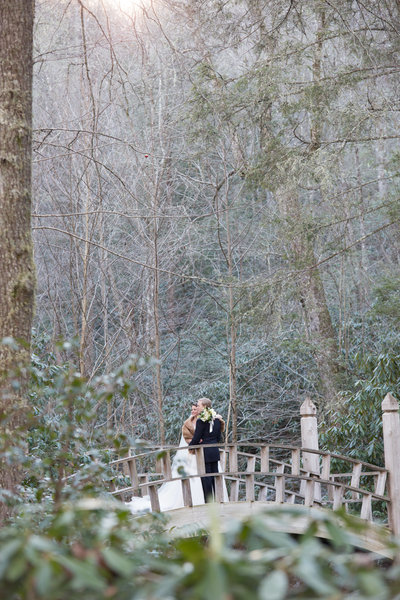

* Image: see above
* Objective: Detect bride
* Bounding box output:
[127,404,228,513]
[127,404,204,512]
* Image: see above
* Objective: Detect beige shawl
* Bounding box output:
[182,415,225,444]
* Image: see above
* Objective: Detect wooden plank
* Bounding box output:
[219,449,227,472]
[321,454,331,480]
[304,479,314,507]
[230,479,239,502]
[350,462,362,500]
[275,474,284,503]
[215,475,224,503]
[229,445,238,472]
[246,474,255,502]
[247,455,256,473]
[361,493,372,522]
[375,471,387,496]
[139,474,149,496]
[128,458,139,494]
[260,446,269,472]
[274,463,285,491]
[257,486,266,501]
[163,451,172,479]
[291,449,300,476]
[195,447,206,475]
[333,485,344,510]
[181,478,193,508]
[148,484,160,512]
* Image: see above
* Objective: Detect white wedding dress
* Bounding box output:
[127,435,205,512]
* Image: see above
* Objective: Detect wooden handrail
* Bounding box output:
[112,470,390,503]
[108,443,388,473]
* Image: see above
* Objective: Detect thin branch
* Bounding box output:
[32,225,230,288]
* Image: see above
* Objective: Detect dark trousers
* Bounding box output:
[201,461,219,502]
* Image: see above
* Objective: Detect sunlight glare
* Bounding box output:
[114,0,148,14]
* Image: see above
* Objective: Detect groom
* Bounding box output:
[189,397,222,502]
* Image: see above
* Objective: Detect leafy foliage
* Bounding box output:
[1,340,152,510]
[0,499,169,600]
[1,340,399,599]
[321,351,400,465]
[0,502,398,599]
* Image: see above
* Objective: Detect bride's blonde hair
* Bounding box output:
[198,397,212,409]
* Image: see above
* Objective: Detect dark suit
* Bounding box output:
[189,418,221,501]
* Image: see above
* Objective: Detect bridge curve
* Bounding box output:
[103,393,400,555]
[108,442,392,553]
[164,502,393,557]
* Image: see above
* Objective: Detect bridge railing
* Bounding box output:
[102,392,400,535]
[106,442,390,529]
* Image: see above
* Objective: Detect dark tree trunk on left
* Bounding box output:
[0,0,36,518]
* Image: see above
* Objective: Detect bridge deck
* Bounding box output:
[164,502,393,557]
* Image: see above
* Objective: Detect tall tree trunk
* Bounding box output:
[277,188,340,401]
[0,0,36,518]
[258,7,340,401]
[153,200,165,445]
[225,183,238,443]
[272,8,340,402]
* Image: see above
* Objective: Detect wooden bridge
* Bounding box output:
[107,393,400,556]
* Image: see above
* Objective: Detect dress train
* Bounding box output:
[127,435,204,512]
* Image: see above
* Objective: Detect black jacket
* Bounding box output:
[189,418,221,463]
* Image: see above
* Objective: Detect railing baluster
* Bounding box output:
[181,478,193,507]
[246,474,255,502]
[247,455,256,472]
[260,446,269,472]
[304,479,314,506]
[321,454,331,480]
[321,455,332,502]
[274,463,285,491]
[162,451,172,479]
[360,493,372,522]
[275,474,284,503]
[246,455,255,502]
[139,474,149,496]
[219,449,227,472]
[230,479,239,502]
[195,447,206,475]
[155,457,162,475]
[375,471,387,496]
[257,484,267,502]
[215,474,224,503]
[350,462,362,500]
[333,484,344,510]
[148,484,161,512]
[291,449,300,475]
[229,445,238,472]
[128,458,139,495]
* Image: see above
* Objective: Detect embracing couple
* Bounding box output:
[183,397,225,502]
[127,397,226,513]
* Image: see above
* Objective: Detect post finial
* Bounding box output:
[382,393,399,413]
[300,396,317,417]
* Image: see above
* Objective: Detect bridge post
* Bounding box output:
[300,397,321,502]
[382,393,400,536]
